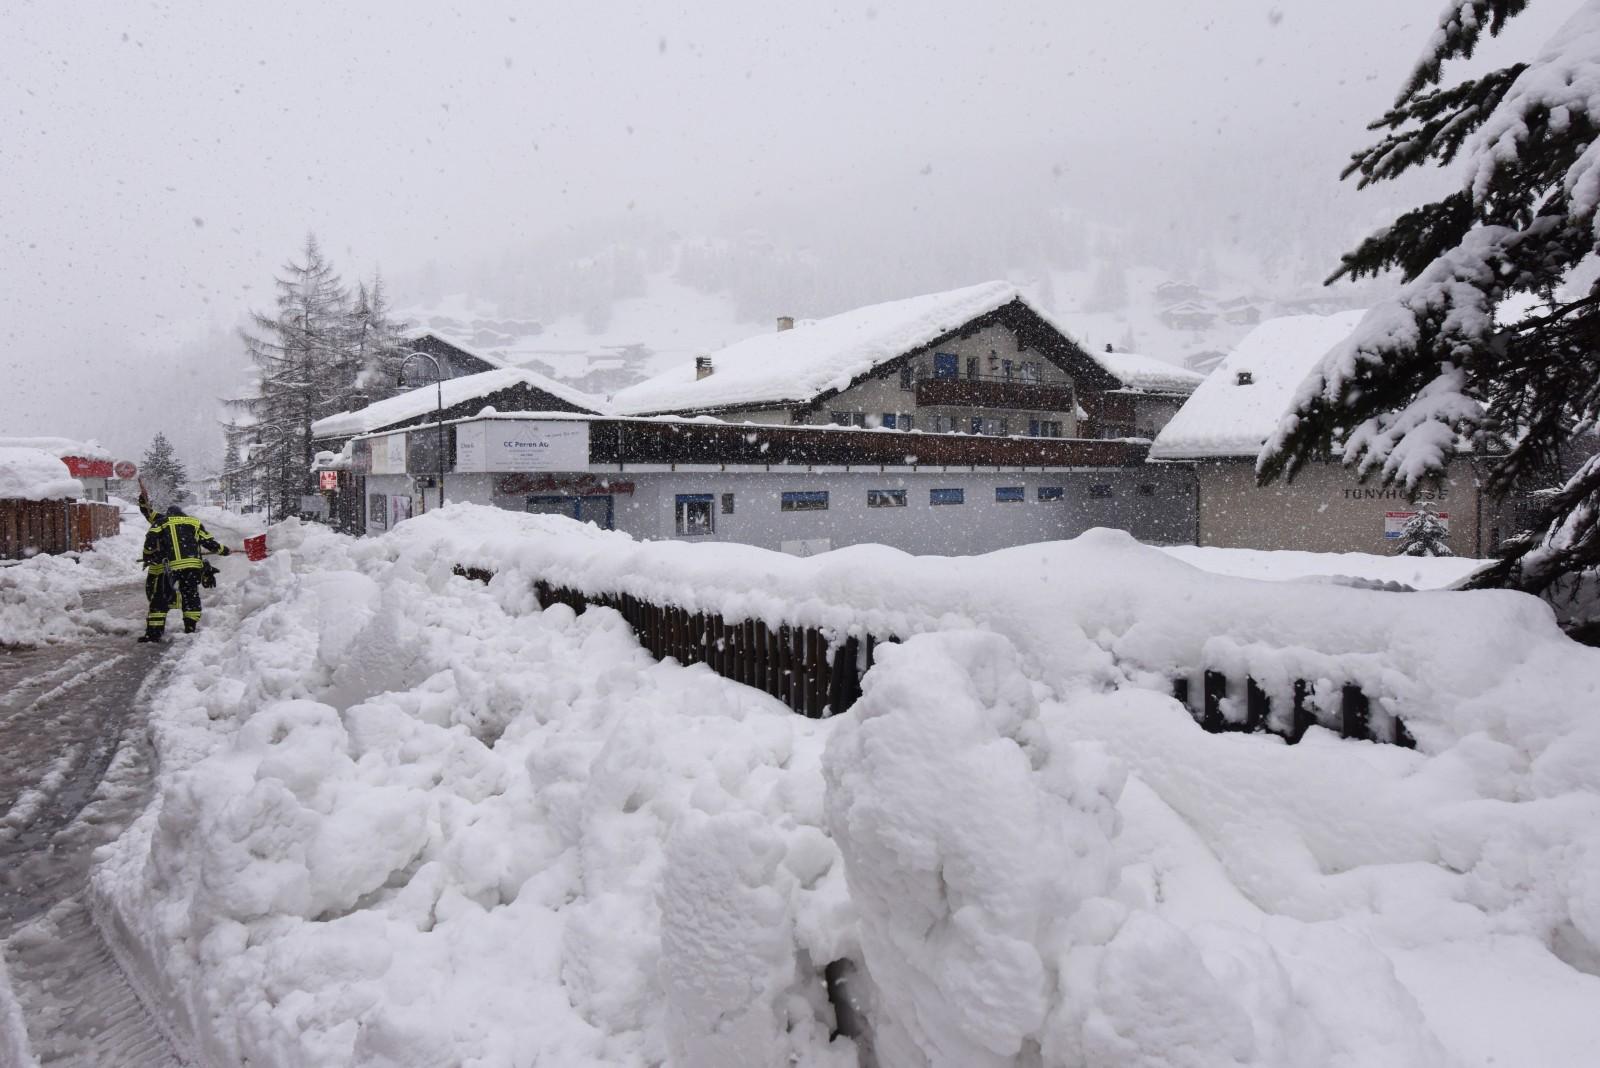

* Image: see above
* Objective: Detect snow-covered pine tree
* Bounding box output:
[232,234,353,517]
[141,431,188,507]
[349,272,410,403]
[1398,503,1454,557]
[1258,0,1600,601]
[219,420,244,509]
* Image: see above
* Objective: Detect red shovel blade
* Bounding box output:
[244,534,268,561]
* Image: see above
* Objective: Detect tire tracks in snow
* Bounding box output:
[0,583,190,1066]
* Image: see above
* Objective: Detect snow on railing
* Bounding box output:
[457,565,1409,746]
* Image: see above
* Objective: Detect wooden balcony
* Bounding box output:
[914,374,1074,412]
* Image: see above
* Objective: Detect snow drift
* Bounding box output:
[96,507,1600,1067]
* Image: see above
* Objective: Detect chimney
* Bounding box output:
[777,315,795,332]
[695,355,714,380]
[1105,343,1113,352]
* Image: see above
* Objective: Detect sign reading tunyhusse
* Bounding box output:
[455,420,590,474]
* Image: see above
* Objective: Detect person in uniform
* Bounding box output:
[138,486,233,643]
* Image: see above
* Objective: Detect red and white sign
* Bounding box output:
[319,470,339,490]
[113,460,138,480]
[62,456,115,479]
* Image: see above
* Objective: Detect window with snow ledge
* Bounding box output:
[1089,484,1114,499]
[1038,486,1064,501]
[930,488,964,505]
[868,489,907,508]
[995,486,1025,502]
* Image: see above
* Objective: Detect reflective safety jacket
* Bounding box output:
[139,500,167,574]
[144,515,228,572]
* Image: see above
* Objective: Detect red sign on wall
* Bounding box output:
[113,460,138,480]
[62,456,114,479]
[319,470,339,490]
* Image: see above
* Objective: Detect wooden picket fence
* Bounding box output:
[0,499,121,560]
[1172,671,1413,747]
[457,566,1414,745]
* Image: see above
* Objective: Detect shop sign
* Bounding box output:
[455,420,589,473]
[368,432,408,475]
[114,460,138,480]
[319,470,339,490]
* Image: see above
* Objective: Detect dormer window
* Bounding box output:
[1236,370,1254,385]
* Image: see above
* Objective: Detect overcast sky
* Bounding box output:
[1,0,1570,464]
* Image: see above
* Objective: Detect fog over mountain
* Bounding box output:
[2,1,1570,470]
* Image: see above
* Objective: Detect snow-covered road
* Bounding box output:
[0,580,186,1066]
[0,510,251,1067]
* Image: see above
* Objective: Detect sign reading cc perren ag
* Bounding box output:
[454,420,590,474]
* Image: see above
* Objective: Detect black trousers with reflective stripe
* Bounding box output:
[145,570,203,634]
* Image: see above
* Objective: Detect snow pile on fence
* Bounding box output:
[388,504,1581,752]
[1156,543,1486,589]
[96,508,1600,1066]
[0,446,84,502]
[0,506,144,646]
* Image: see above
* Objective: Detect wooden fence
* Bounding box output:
[459,567,1410,745]
[1172,671,1413,747]
[1,499,122,560]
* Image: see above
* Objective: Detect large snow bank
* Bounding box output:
[0,436,112,462]
[1157,543,1487,589]
[0,507,143,646]
[97,508,1600,1066]
[1149,311,1366,459]
[0,446,83,501]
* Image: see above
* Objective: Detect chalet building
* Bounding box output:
[310,366,603,527]
[610,281,1199,442]
[1154,280,1204,304]
[1158,300,1217,331]
[315,283,1206,553]
[1217,296,1262,326]
[1150,311,1515,557]
[348,412,1196,555]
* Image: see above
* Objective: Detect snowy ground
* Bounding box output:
[1157,544,1486,589]
[90,509,1600,1067]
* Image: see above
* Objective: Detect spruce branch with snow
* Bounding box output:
[1257,0,1600,598]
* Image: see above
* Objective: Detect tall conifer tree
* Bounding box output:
[1259,1,1600,600]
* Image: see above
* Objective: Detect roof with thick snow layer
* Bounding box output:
[1086,350,1204,394]
[1149,310,1366,460]
[0,436,113,461]
[610,281,1024,415]
[312,367,605,439]
[0,446,84,500]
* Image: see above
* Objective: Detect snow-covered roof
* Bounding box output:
[0,436,112,461]
[401,330,516,370]
[0,446,84,500]
[1149,310,1366,460]
[1086,350,1204,394]
[610,281,1024,415]
[312,367,605,439]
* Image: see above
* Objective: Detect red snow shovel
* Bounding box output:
[244,534,269,561]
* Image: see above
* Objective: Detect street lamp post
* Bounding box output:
[253,422,287,526]
[398,351,446,511]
